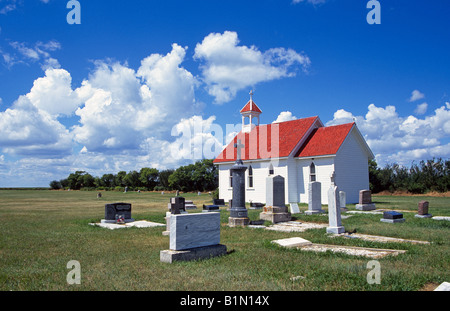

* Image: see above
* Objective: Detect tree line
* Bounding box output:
[369,158,449,194]
[49,159,218,192]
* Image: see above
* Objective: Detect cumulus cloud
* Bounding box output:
[409,89,425,102]
[273,111,298,123]
[72,44,198,153]
[327,102,450,166]
[194,31,310,104]
[0,95,73,158]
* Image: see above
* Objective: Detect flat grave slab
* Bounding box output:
[329,233,430,244]
[432,216,450,221]
[89,220,165,230]
[265,221,327,233]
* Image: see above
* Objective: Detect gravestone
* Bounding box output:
[260,175,291,223]
[249,202,264,209]
[168,196,187,214]
[102,202,134,224]
[228,139,250,227]
[326,172,345,234]
[213,199,225,206]
[415,201,432,218]
[184,200,197,210]
[160,212,227,263]
[305,181,324,215]
[355,190,376,211]
[202,204,220,212]
[339,191,347,212]
[380,211,405,223]
[289,203,301,214]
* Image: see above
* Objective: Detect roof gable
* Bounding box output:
[295,123,354,158]
[213,116,318,163]
[240,100,262,113]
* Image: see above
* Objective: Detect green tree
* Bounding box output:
[49,180,62,190]
[123,170,141,189]
[158,169,174,190]
[139,168,159,190]
[115,171,127,187]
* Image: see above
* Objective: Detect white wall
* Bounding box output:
[297,157,335,205]
[334,128,370,203]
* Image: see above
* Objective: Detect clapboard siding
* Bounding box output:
[334,128,370,203]
[297,157,335,205]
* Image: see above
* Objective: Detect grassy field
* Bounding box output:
[0,190,449,291]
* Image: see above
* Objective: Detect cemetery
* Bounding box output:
[0,186,449,291]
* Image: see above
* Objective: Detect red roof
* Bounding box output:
[240,100,262,113]
[294,123,354,158]
[213,117,318,163]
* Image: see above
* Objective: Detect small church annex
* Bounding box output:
[213,94,374,205]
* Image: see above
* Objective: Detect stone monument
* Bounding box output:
[326,172,345,234]
[381,211,405,223]
[160,212,227,263]
[415,201,432,218]
[339,191,347,212]
[305,181,324,215]
[260,175,291,223]
[228,139,250,227]
[101,202,134,224]
[355,190,376,211]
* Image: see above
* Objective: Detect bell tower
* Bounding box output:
[240,90,262,133]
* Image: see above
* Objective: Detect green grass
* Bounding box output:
[0,190,449,291]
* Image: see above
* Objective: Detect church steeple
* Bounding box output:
[240,90,262,133]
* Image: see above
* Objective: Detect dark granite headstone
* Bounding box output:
[203,204,220,212]
[250,202,265,209]
[169,197,185,214]
[104,202,132,221]
[383,211,403,219]
[213,199,225,206]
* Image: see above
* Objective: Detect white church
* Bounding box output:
[213,94,374,205]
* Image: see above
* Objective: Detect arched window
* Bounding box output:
[248,165,253,188]
[310,162,316,182]
[229,169,233,188]
[268,163,274,175]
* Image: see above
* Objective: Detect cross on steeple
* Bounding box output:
[234,139,245,164]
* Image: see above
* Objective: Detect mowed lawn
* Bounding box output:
[0,190,449,291]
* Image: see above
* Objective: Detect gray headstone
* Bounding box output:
[266,175,285,207]
[228,160,249,224]
[355,189,376,211]
[305,181,324,215]
[339,191,346,208]
[326,172,345,234]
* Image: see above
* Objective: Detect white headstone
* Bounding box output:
[326,172,345,234]
[289,203,300,214]
[170,213,221,251]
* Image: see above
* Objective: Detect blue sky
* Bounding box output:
[0,0,449,186]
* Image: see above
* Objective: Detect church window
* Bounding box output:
[269,163,274,175]
[248,165,253,188]
[229,169,233,188]
[310,162,316,182]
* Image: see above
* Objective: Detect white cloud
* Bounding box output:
[409,89,425,102]
[72,44,198,153]
[327,103,450,166]
[414,102,428,115]
[0,96,73,157]
[4,40,61,70]
[273,111,297,123]
[26,68,81,116]
[194,31,310,104]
